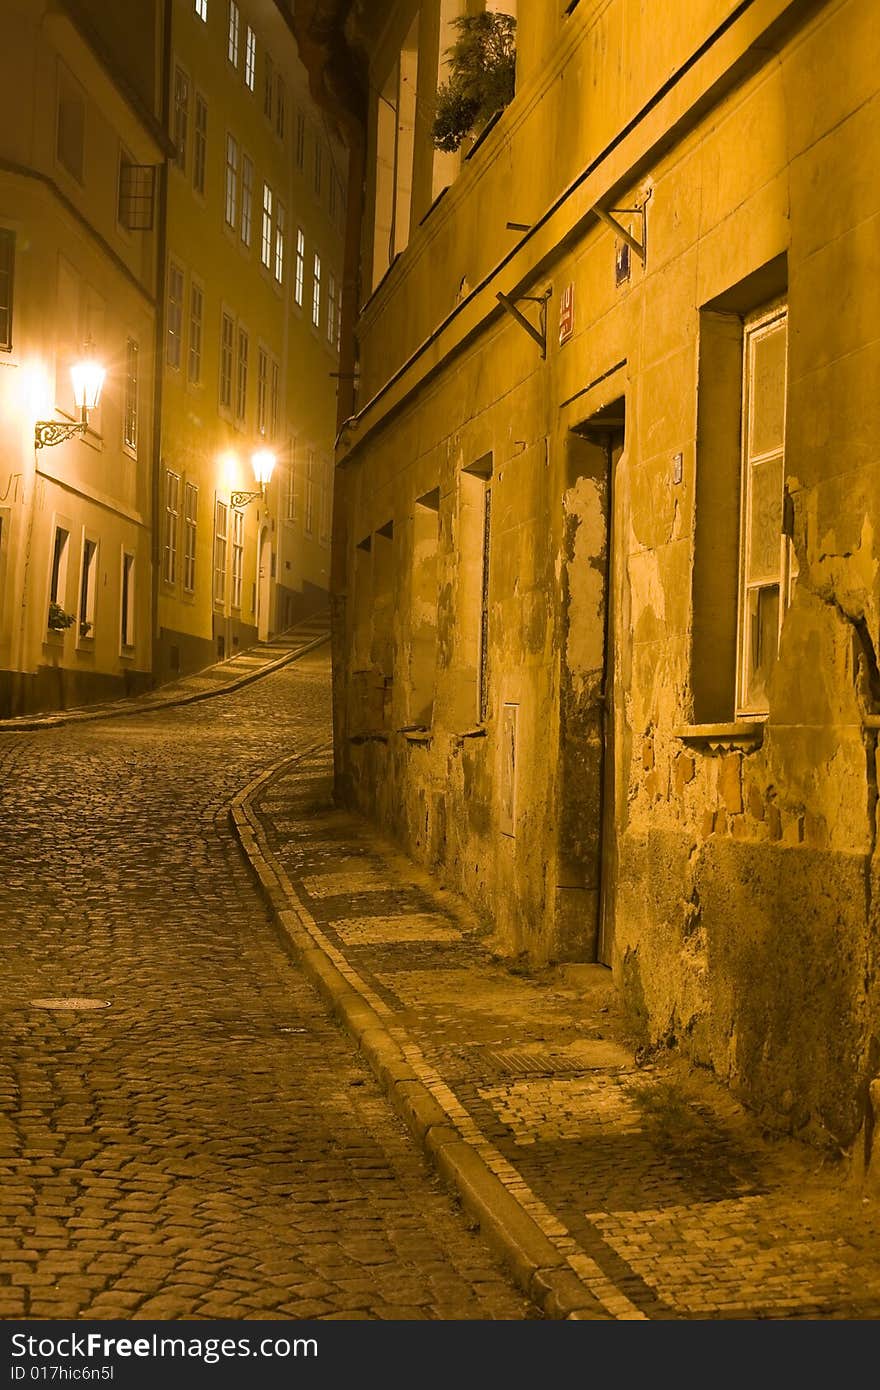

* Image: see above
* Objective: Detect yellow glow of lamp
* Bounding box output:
[35,349,106,449]
[231,449,276,508]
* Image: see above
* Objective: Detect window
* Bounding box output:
[274,202,285,283]
[329,173,337,220]
[241,154,253,246]
[167,262,184,369]
[260,183,273,268]
[57,65,85,182]
[231,507,244,608]
[295,110,305,170]
[50,527,69,606]
[224,133,238,228]
[305,450,315,534]
[188,282,203,383]
[79,538,98,637]
[219,311,234,408]
[244,26,256,90]
[118,159,156,230]
[184,483,198,593]
[320,458,332,543]
[264,54,274,120]
[257,347,268,435]
[311,252,321,328]
[336,285,343,351]
[294,228,305,307]
[270,358,279,439]
[275,77,285,139]
[194,0,207,19]
[123,338,138,453]
[456,455,492,725]
[285,458,296,520]
[314,138,322,197]
[327,273,337,344]
[121,552,135,648]
[213,500,228,604]
[0,229,15,351]
[236,325,248,421]
[227,1,240,66]
[409,489,440,725]
[193,94,207,194]
[163,472,180,584]
[173,67,189,171]
[737,306,791,717]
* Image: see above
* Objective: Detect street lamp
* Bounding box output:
[35,348,106,449]
[231,448,276,507]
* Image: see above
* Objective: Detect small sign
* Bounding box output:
[558,283,575,345]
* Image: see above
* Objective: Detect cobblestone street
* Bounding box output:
[0,650,535,1320]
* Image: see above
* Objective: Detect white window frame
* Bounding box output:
[274,202,285,284]
[257,346,268,436]
[311,251,321,328]
[224,133,239,229]
[260,183,273,268]
[194,0,207,20]
[227,1,240,67]
[240,153,253,247]
[327,273,337,345]
[120,550,135,650]
[236,324,248,422]
[77,535,98,641]
[123,337,138,455]
[188,280,204,384]
[304,450,315,535]
[184,482,198,594]
[294,227,305,307]
[231,507,244,609]
[735,302,791,719]
[219,310,234,409]
[193,92,207,195]
[275,75,285,140]
[244,26,256,91]
[173,66,189,172]
[167,261,184,369]
[214,499,228,606]
[163,471,180,586]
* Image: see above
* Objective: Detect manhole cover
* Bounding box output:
[30,998,111,1011]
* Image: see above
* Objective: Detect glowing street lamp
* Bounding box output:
[231,448,276,508]
[35,347,106,449]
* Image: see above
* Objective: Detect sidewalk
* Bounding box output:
[0,610,330,731]
[235,743,880,1321]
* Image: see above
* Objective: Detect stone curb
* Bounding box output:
[229,754,613,1322]
[0,630,330,732]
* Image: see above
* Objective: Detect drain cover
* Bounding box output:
[30,998,111,1011]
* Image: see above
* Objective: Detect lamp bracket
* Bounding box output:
[496,287,552,358]
[230,489,263,509]
[595,202,647,263]
[35,420,87,450]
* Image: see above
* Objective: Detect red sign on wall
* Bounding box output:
[559,283,575,345]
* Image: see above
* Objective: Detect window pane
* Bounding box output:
[743,584,780,713]
[749,320,786,456]
[747,455,783,584]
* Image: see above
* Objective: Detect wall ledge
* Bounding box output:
[673,721,764,748]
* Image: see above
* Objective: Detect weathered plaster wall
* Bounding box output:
[336,0,880,1150]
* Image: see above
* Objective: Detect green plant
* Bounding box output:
[47,601,76,632]
[432,12,516,154]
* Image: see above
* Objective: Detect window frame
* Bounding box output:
[244,26,256,91]
[163,470,180,587]
[188,279,204,384]
[0,228,16,352]
[213,499,228,607]
[227,0,240,67]
[123,336,139,456]
[224,132,239,229]
[193,91,208,195]
[172,65,190,173]
[183,482,198,594]
[166,261,185,370]
[219,309,235,411]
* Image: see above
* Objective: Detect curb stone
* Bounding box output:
[230,752,614,1322]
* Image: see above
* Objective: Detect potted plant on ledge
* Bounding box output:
[432,12,517,154]
[47,601,76,634]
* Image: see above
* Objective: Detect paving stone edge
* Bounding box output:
[0,630,330,731]
[229,752,614,1322]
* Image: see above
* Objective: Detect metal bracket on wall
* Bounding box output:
[496,287,553,358]
[596,202,647,263]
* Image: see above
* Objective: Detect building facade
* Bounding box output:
[156,0,346,683]
[0,0,165,716]
[331,0,880,1153]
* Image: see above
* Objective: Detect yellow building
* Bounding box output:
[156,0,346,681]
[0,0,165,715]
[329,0,880,1153]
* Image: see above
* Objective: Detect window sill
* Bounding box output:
[673,721,764,748]
[348,730,389,745]
[399,725,431,745]
[451,724,488,745]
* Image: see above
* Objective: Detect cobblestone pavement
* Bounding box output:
[248,718,880,1321]
[0,650,536,1320]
